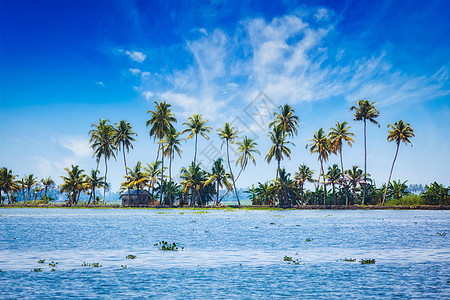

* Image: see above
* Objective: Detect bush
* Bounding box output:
[385,194,423,206]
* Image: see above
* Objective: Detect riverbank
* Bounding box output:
[1,203,449,210]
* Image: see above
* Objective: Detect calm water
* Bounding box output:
[0,208,448,299]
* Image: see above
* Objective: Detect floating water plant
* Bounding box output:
[283,256,301,265]
[284,256,293,261]
[360,259,376,264]
[436,232,447,236]
[341,258,356,262]
[92,263,102,267]
[48,261,58,267]
[269,222,276,225]
[126,254,136,259]
[121,265,127,269]
[154,241,183,251]
[82,262,102,267]
[38,259,46,264]
[305,238,313,242]
[32,268,42,272]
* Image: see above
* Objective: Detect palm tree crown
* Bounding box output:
[114,120,136,172]
[269,104,299,137]
[182,114,211,165]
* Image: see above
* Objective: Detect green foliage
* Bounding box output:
[385,194,423,206]
[82,262,102,267]
[305,238,313,242]
[360,259,376,264]
[436,232,447,236]
[38,259,46,264]
[126,254,136,259]
[341,258,356,262]
[154,241,183,251]
[32,268,43,272]
[48,261,58,267]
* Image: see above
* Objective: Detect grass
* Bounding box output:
[384,195,423,206]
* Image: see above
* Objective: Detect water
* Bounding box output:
[0,208,448,299]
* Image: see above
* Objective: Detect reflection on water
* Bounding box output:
[0,209,449,299]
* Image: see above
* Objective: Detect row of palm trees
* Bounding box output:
[0,99,417,207]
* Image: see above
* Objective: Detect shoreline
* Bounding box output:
[0,204,449,210]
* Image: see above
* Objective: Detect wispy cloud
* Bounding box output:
[95,81,105,87]
[134,9,449,122]
[119,49,146,62]
[59,135,91,159]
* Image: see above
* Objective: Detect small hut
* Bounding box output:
[121,189,150,207]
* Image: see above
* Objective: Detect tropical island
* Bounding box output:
[1,100,449,209]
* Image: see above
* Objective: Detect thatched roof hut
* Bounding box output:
[120,189,150,207]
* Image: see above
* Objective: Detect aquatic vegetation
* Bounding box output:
[32,268,42,272]
[360,259,376,264]
[154,241,183,251]
[48,261,58,267]
[274,215,285,218]
[38,259,46,264]
[126,254,136,259]
[121,265,127,269]
[283,256,301,265]
[269,222,276,225]
[284,256,293,261]
[305,238,313,242]
[340,258,356,262]
[50,268,57,272]
[82,262,102,267]
[189,220,197,223]
[436,232,447,236]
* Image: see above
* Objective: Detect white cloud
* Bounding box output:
[129,68,150,77]
[142,91,154,100]
[59,135,91,159]
[119,49,146,62]
[95,81,105,87]
[314,8,329,21]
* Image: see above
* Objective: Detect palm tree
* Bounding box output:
[60,165,87,206]
[204,158,232,205]
[182,114,212,165]
[114,120,137,175]
[144,161,162,204]
[266,125,293,206]
[345,165,365,205]
[89,119,116,204]
[294,164,315,205]
[382,120,415,204]
[0,167,20,204]
[24,174,37,203]
[245,184,258,205]
[350,99,380,204]
[41,177,54,199]
[329,121,355,205]
[180,162,206,206]
[146,101,177,205]
[217,123,240,205]
[306,128,332,205]
[386,179,409,201]
[255,182,271,205]
[160,127,182,205]
[86,170,106,204]
[324,164,342,205]
[269,104,299,137]
[122,161,149,205]
[235,136,260,181]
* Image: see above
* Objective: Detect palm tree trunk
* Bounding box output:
[226,140,240,206]
[318,158,324,205]
[160,142,165,205]
[300,183,304,205]
[332,183,336,205]
[22,184,26,204]
[339,149,349,206]
[382,143,399,204]
[27,187,31,202]
[362,119,367,205]
[352,183,358,205]
[216,180,220,206]
[124,141,131,208]
[103,156,107,205]
[194,134,198,165]
[169,153,173,206]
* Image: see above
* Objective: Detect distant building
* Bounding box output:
[120,189,150,207]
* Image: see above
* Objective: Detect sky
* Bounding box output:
[1,0,449,194]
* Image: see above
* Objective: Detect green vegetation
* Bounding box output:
[32,268,43,272]
[1,99,448,208]
[126,254,136,259]
[154,241,183,251]
[82,262,102,267]
[360,259,376,264]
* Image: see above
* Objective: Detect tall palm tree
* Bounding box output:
[350,99,380,204]
[345,165,365,205]
[255,182,271,205]
[329,121,355,205]
[89,119,116,204]
[217,123,240,205]
[204,158,232,205]
[269,104,300,137]
[86,170,106,204]
[41,177,54,199]
[182,114,212,165]
[306,128,332,205]
[325,164,342,205]
[265,125,293,206]
[144,161,162,204]
[382,120,415,204]
[294,164,314,205]
[160,127,183,205]
[235,136,260,181]
[114,120,137,175]
[24,174,37,203]
[146,101,177,205]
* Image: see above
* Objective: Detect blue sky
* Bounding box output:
[1,0,449,193]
